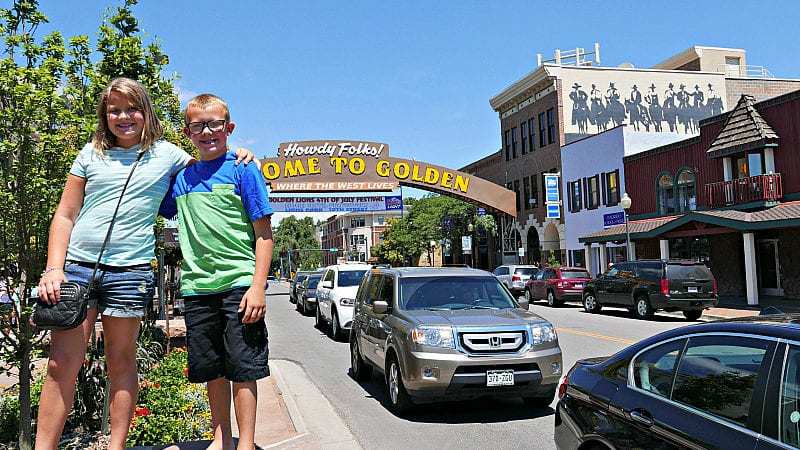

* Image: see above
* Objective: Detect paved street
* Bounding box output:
[266,282,700,450]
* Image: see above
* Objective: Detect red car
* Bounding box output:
[525,267,591,307]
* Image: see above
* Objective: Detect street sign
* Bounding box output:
[461,235,472,254]
[603,211,626,228]
[477,207,486,216]
[518,247,525,257]
[546,203,560,219]
[329,247,338,253]
[545,174,560,203]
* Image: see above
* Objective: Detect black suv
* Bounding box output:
[581,260,717,320]
[555,315,800,450]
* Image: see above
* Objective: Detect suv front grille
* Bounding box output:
[459,331,526,353]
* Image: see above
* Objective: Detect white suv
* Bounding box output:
[315,264,371,340]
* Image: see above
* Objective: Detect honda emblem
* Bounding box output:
[489,336,502,347]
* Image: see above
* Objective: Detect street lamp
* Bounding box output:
[620,192,633,261]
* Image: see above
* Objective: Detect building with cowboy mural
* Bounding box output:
[462,44,800,267]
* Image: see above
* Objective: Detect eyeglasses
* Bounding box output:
[186,119,227,135]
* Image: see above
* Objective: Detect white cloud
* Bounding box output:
[176,85,199,105]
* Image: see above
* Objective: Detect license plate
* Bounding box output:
[688,286,698,293]
[487,370,514,386]
[574,283,584,289]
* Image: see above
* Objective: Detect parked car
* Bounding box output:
[296,272,322,316]
[526,267,591,307]
[581,259,718,320]
[289,271,312,304]
[555,314,800,450]
[493,264,538,296]
[349,267,563,415]
[316,264,371,340]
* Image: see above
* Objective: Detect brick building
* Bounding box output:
[318,210,404,266]
[464,44,800,268]
[580,90,800,304]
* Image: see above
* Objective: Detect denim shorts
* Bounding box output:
[64,261,155,318]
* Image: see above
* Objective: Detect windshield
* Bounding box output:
[337,270,367,287]
[561,270,590,279]
[667,264,712,280]
[514,267,536,276]
[399,276,517,310]
[306,276,321,289]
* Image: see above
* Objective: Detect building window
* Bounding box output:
[538,112,546,147]
[587,175,600,209]
[605,170,620,206]
[569,180,582,212]
[527,118,536,152]
[504,130,511,161]
[350,234,366,246]
[546,108,556,145]
[676,170,697,212]
[513,179,521,212]
[529,175,538,208]
[657,172,675,214]
[375,215,385,225]
[511,127,518,159]
[520,121,527,155]
[350,216,365,228]
[523,177,530,210]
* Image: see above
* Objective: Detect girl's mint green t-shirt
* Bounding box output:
[66,140,192,266]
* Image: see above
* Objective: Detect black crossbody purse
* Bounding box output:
[33,150,145,331]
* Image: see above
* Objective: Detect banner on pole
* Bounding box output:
[269,195,403,213]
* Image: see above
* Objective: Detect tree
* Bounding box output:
[272,216,322,272]
[0,1,196,446]
[372,194,497,266]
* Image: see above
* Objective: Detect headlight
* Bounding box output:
[410,326,455,348]
[339,297,355,306]
[530,323,557,345]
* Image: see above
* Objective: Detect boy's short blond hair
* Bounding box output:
[184,94,231,124]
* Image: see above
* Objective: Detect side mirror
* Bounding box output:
[517,298,530,310]
[322,280,333,289]
[373,300,389,314]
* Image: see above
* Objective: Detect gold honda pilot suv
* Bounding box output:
[349,267,563,414]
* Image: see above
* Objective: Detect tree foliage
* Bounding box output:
[272,216,322,271]
[372,194,496,266]
[0,1,193,447]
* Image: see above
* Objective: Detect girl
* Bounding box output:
[35,77,255,450]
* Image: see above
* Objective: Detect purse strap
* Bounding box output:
[87,149,147,287]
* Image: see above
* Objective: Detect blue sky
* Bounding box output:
[37,0,800,219]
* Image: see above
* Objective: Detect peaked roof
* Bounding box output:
[707,94,779,159]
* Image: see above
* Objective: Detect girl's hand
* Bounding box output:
[233,148,261,169]
[38,269,67,304]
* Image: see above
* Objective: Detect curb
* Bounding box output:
[270,359,362,449]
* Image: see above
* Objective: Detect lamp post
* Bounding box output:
[620,192,633,261]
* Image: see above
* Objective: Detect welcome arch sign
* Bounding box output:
[260,140,517,216]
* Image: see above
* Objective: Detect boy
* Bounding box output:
[160,94,273,450]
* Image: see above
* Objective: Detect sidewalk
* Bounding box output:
[689,295,800,321]
[132,359,360,450]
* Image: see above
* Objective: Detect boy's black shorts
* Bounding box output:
[184,287,269,383]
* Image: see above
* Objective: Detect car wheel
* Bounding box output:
[330,309,343,341]
[315,303,326,330]
[295,297,302,312]
[386,356,412,415]
[350,335,373,381]
[525,289,532,303]
[546,290,560,307]
[682,309,703,321]
[583,292,601,313]
[634,296,654,320]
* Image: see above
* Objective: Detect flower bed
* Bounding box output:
[125,349,212,447]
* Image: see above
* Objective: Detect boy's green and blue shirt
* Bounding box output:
[160,151,273,296]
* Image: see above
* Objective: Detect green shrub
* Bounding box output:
[126,350,212,447]
[0,394,20,444]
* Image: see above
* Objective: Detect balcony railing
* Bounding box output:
[705,173,783,208]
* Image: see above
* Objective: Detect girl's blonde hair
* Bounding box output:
[92,77,163,152]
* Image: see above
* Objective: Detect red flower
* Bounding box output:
[183,367,189,377]
[134,406,150,417]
